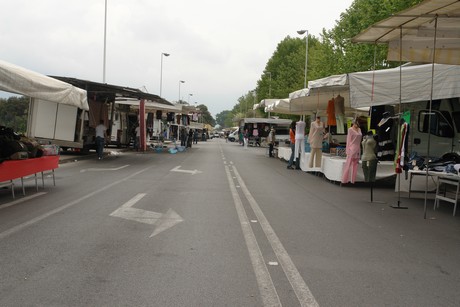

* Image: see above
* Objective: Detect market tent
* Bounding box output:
[288,74,361,116]
[349,63,460,108]
[0,60,88,110]
[352,0,460,65]
[264,99,291,113]
[115,98,181,112]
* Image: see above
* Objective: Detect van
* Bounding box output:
[227,129,239,142]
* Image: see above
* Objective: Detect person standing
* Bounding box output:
[193,129,199,144]
[287,121,296,169]
[267,128,276,157]
[342,120,363,184]
[95,119,107,160]
[308,116,325,168]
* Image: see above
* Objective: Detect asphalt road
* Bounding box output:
[0,139,459,306]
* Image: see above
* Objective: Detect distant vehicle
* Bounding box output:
[211,132,220,139]
[227,129,239,142]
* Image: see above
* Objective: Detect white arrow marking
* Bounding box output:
[170,165,202,175]
[81,165,130,173]
[110,193,183,237]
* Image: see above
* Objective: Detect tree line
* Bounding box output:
[215,0,423,128]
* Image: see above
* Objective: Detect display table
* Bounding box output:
[277,147,395,182]
[434,174,460,216]
[0,156,59,198]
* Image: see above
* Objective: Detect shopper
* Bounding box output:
[287,121,296,169]
[267,128,276,157]
[95,119,107,160]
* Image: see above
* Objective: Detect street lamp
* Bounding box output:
[159,52,170,97]
[178,80,185,103]
[103,0,107,83]
[188,93,193,104]
[297,29,308,89]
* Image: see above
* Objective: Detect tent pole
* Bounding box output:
[424,15,438,219]
[392,26,408,209]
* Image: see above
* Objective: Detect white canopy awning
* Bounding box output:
[352,0,460,65]
[0,59,88,110]
[115,98,181,112]
[288,74,351,115]
[349,63,460,108]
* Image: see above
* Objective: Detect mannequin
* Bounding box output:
[361,131,378,182]
[377,112,395,161]
[342,120,362,184]
[308,116,325,168]
[334,94,345,134]
[294,119,306,170]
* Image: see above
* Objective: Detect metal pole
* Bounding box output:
[179,80,185,103]
[103,0,107,83]
[304,31,308,89]
[160,52,169,97]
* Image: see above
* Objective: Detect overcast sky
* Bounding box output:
[1,0,354,116]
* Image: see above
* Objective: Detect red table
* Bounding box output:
[0,156,59,198]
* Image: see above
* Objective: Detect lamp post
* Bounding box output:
[159,52,170,97]
[188,93,193,104]
[297,29,308,89]
[103,0,107,83]
[178,80,185,103]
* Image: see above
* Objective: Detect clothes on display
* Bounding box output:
[395,120,409,174]
[342,124,362,184]
[377,112,395,161]
[327,98,337,126]
[334,94,345,134]
[361,132,378,182]
[294,120,306,164]
[308,118,325,168]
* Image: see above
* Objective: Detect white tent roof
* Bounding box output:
[115,98,181,112]
[288,74,351,115]
[352,0,460,65]
[349,63,460,108]
[0,59,88,110]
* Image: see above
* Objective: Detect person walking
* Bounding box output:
[95,119,107,160]
[267,128,276,157]
[287,120,296,169]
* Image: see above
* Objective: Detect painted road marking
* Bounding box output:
[110,193,183,238]
[0,192,47,210]
[224,165,281,306]
[232,166,319,307]
[80,165,130,173]
[170,165,203,175]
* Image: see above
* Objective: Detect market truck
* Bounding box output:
[406,97,460,158]
[27,98,137,151]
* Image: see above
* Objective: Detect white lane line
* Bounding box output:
[0,192,47,210]
[232,166,319,307]
[80,165,130,173]
[0,167,151,241]
[224,165,281,307]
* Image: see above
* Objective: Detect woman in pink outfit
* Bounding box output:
[341,121,362,184]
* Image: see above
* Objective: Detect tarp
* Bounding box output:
[115,98,181,112]
[0,60,88,110]
[352,0,460,65]
[288,74,355,116]
[349,63,460,108]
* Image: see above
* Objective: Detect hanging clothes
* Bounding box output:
[342,125,362,184]
[395,121,409,174]
[334,95,345,134]
[377,115,395,161]
[327,98,337,126]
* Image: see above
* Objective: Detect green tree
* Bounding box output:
[0,96,29,133]
[196,104,216,126]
